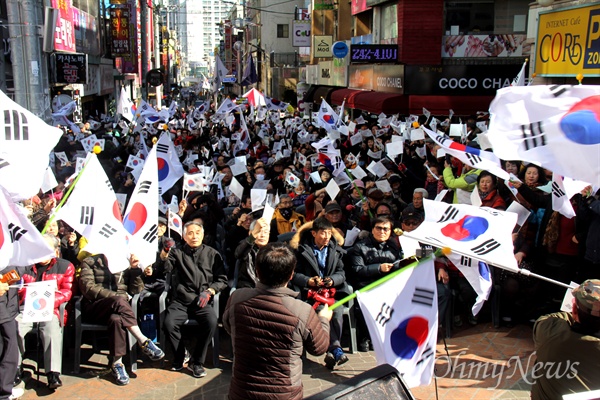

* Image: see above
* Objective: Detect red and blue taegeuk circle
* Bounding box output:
[322,114,336,125]
[33,298,47,310]
[113,200,123,222]
[123,203,148,235]
[390,316,429,359]
[560,95,600,145]
[157,157,170,181]
[441,215,489,241]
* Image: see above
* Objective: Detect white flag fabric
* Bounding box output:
[511,60,527,87]
[357,259,438,388]
[54,154,118,239]
[265,97,289,111]
[123,145,159,269]
[317,99,339,132]
[0,90,62,201]
[215,98,238,116]
[551,174,584,219]
[0,186,55,267]
[404,199,519,273]
[126,154,145,170]
[445,252,492,316]
[117,87,134,122]
[22,281,56,323]
[212,55,228,92]
[156,134,184,195]
[487,85,600,187]
[41,167,59,194]
[167,211,182,236]
[423,127,509,180]
[183,172,208,195]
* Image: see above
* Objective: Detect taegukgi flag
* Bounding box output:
[23,281,56,323]
[357,259,438,388]
[156,133,184,195]
[487,85,600,187]
[445,252,492,316]
[404,199,519,273]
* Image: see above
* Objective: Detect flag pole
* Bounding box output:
[329,248,449,311]
[41,158,91,234]
[402,232,574,290]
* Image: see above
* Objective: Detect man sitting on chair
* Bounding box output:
[16,234,75,390]
[159,221,228,378]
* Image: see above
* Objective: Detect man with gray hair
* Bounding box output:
[16,234,75,390]
[160,221,228,378]
[403,188,428,218]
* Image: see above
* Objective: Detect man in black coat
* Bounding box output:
[159,221,228,378]
[289,217,349,370]
[0,267,22,400]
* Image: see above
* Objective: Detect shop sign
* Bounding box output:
[535,4,600,76]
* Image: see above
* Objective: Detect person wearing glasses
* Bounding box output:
[346,216,402,352]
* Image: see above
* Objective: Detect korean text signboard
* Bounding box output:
[535,4,600,76]
[53,53,87,84]
[51,0,76,53]
[110,8,131,56]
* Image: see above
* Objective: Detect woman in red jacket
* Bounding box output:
[476,171,506,210]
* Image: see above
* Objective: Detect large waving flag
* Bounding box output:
[156,133,184,195]
[487,85,600,187]
[404,199,519,272]
[357,259,438,388]
[423,127,509,180]
[54,154,120,239]
[265,97,289,111]
[241,53,258,86]
[445,252,492,316]
[511,60,527,87]
[123,145,159,268]
[215,98,238,116]
[317,99,339,132]
[212,55,229,92]
[0,186,55,267]
[0,90,62,201]
[117,86,134,122]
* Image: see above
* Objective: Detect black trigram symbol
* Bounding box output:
[552,181,565,198]
[416,345,434,365]
[521,122,546,151]
[549,84,570,98]
[4,110,29,140]
[465,153,482,165]
[412,287,434,307]
[42,310,50,317]
[99,224,117,238]
[105,179,113,190]
[0,157,9,169]
[143,224,158,243]
[460,255,472,267]
[8,223,27,242]
[138,180,151,194]
[437,206,459,223]
[27,311,35,318]
[471,239,501,255]
[157,143,169,153]
[424,237,443,245]
[30,291,38,297]
[80,206,95,225]
[44,290,52,298]
[375,303,394,327]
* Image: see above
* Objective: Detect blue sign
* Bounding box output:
[332,41,349,58]
[222,75,236,83]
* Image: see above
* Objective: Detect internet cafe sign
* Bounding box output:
[349,64,404,94]
[535,3,600,76]
[314,36,333,58]
[293,21,311,47]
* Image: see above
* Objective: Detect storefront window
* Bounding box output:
[381,3,397,42]
[445,1,494,34]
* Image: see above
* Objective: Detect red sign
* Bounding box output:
[110,8,130,56]
[351,0,371,15]
[51,0,76,52]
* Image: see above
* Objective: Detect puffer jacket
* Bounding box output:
[443,167,481,204]
[289,221,349,300]
[346,234,403,290]
[19,258,75,325]
[79,255,144,302]
[224,283,330,400]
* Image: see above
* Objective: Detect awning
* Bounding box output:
[330,88,364,108]
[409,95,495,116]
[305,85,339,105]
[353,91,408,115]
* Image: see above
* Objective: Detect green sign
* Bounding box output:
[313,0,334,10]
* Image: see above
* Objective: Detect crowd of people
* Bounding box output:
[1,94,599,399]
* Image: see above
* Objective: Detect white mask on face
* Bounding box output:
[256,174,265,181]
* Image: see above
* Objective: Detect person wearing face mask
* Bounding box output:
[269,195,306,242]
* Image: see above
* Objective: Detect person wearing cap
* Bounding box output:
[403,188,428,220]
[531,279,600,399]
[347,216,402,351]
[323,202,352,240]
[358,188,384,230]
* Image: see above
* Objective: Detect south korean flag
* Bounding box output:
[404,199,519,273]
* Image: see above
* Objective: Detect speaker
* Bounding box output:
[305,364,415,400]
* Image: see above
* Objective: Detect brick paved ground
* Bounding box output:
[16,320,535,399]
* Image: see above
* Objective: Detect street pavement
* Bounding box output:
[17,320,536,399]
